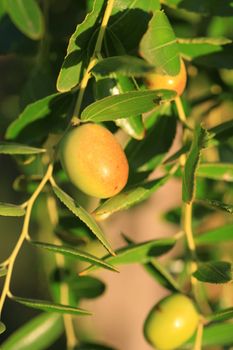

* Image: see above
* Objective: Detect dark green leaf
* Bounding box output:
[5,0,44,40]
[201,199,233,214]
[69,276,106,300]
[185,323,233,348]
[52,185,115,256]
[109,0,160,53]
[6,93,72,141]
[193,261,233,284]
[0,266,7,277]
[197,163,233,182]
[1,314,63,350]
[0,321,6,335]
[81,90,176,122]
[81,237,176,274]
[0,143,45,155]
[92,56,154,77]
[207,307,233,323]
[30,240,117,273]
[0,202,25,217]
[144,260,181,292]
[196,224,233,245]
[93,176,170,220]
[126,112,177,170]
[11,295,91,315]
[209,119,233,143]
[139,11,180,75]
[182,124,210,203]
[56,0,105,92]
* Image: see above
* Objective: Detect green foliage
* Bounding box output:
[0,0,232,348]
[1,314,63,350]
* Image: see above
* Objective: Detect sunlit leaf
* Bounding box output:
[11,295,91,315]
[52,184,115,255]
[81,237,176,274]
[93,176,170,220]
[1,314,63,350]
[0,143,45,155]
[140,10,180,75]
[182,124,210,203]
[5,0,44,40]
[0,266,8,277]
[197,163,233,182]
[0,202,25,217]
[81,90,176,122]
[196,224,233,245]
[31,240,117,273]
[0,321,6,335]
[56,0,105,92]
[207,307,233,323]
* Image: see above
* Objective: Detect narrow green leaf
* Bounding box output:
[179,37,231,60]
[139,10,180,75]
[185,323,233,348]
[5,0,44,40]
[207,307,233,323]
[56,0,105,92]
[196,224,233,245]
[5,93,66,140]
[209,119,233,143]
[94,76,145,140]
[0,321,6,335]
[81,238,176,274]
[76,343,116,350]
[161,0,233,17]
[69,276,106,300]
[11,295,91,315]
[193,261,233,284]
[201,199,233,214]
[93,176,170,220]
[92,56,155,77]
[144,260,181,292]
[0,266,8,277]
[80,90,176,122]
[0,143,45,155]
[52,185,115,256]
[1,313,63,350]
[31,240,117,273]
[197,163,233,182]
[0,202,25,217]
[182,124,210,203]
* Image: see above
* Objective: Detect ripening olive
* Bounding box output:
[59,123,129,198]
[145,60,187,96]
[144,294,199,350]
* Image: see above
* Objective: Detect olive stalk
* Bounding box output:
[0,164,53,315]
[73,0,115,121]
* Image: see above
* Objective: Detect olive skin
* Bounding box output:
[144,294,199,350]
[145,60,187,96]
[59,123,129,198]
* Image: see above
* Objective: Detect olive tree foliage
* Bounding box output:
[0,0,233,349]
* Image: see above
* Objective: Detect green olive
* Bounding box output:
[59,123,129,198]
[144,294,199,350]
[145,60,187,96]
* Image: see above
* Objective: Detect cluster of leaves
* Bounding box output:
[0,0,233,349]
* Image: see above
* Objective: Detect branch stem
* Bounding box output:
[0,164,53,315]
[73,0,115,119]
